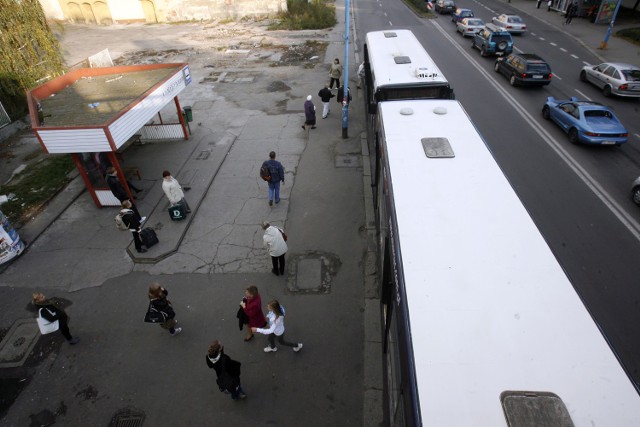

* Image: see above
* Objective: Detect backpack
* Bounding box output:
[115,211,129,231]
[259,162,271,182]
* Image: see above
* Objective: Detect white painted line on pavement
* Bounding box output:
[583,61,591,66]
[571,54,579,59]
[560,47,568,52]
[550,42,557,46]
[575,89,592,100]
[539,37,546,41]
[430,19,640,242]
[553,73,562,80]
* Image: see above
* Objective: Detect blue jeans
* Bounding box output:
[268,181,281,203]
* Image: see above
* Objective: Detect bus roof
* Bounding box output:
[365,29,448,92]
[378,99,640,425]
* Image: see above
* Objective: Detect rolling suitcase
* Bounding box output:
[168,202,186,221]
[139,227,159,248]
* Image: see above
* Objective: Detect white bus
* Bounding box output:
[363,29,454,111]
[373,99,640,426]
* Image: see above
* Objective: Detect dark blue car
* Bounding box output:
[452,8,474,23]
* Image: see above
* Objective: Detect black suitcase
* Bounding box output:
[168,202,186,221]
[140,227,159,248]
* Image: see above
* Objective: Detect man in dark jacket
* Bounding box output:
[337,85,352,105]
[32,292,79,344]
[121,200,146,253]
[261,151,285,207]
[318,83,335,119]
[106,167,144,222]
[206,340,246,400]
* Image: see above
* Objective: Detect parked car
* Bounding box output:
[494,53,552,86]
[452,8,474,23]
[579,62,640,98]
[435,0,456,14]
[492,14,527,34]
[632,176,640,206]
[541,97,628,145]
[457,18,485,37]
[472,24,514,57]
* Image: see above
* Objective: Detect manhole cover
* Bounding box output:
[287,252,341,294]
[0,318,40,368]
[109,407,145,427]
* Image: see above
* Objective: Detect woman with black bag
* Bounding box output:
[147,283,182,336]
[206,340,246,400]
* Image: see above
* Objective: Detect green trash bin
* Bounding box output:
[183,106,193,122]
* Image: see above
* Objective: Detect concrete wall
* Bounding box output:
[40,0,287,24]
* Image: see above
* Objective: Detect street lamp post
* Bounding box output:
[600,0,622,50]
[342,0,350,139]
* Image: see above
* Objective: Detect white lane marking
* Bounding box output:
[539,37,546,41]
[384,12,387,16]
[389,21,393,26]
[514,46,524,53]
[635,133,640,139]
[575,89,592,100]
[571,54,579,59]
[550,42,557,46]
[430,19,640,241]
[553,73,562,80]
[583,61,591,66]
[560,47,568,52]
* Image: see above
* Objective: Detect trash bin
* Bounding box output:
[183,106,193,122]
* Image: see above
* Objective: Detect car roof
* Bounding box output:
[485,23,511,33]
[601,62,640,70]
[515,53,548,62]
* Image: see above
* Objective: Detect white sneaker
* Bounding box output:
[171,327,182,336]
[140,216,147,224]
[264,346,277,353]
[293,343,303,352]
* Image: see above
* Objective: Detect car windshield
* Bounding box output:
[528,64,549,72]
[444,1,454,6]
[622,69,640,81]
[468,19,484,25]
[508,16,523,23]
[584,110,613,119]
[462,10,473,16]
[491,34,511,43]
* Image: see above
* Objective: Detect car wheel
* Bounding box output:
[497,41,508,51]
[632,186,640,206]
[579,70,587,82]
[568,128,580,144]
[509,75,517,86]
[542,105,550,119]
[481,46,487,57]
[494,62,500,72]
[603,85,612,97]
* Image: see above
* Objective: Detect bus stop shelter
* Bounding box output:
[26,63,192,207]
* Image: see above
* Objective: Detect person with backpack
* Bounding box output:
[121,200,146,253]
[252,300,302,353]
[206,340,246,400]
[260,151,285,207]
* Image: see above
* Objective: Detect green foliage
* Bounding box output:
[617,28,640,45]
[0,155,74,224]
[0,0,66,118]
[270,0,337,30]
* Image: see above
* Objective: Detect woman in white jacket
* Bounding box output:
[252,300,302,353]
[262,221,287,276]
[162,170,191,213]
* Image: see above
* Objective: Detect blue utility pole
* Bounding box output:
[600,0,622,49]
[342,0,350,138]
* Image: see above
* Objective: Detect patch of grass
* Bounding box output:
[617,27,640,46]
[0,155,74,225]
[269,0,337,30]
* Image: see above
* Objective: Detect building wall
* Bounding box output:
[40,0,287,24]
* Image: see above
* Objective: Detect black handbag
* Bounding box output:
[236,305,249,330]
[144,303,168,323]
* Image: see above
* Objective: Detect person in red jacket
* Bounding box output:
[240,285,266,341]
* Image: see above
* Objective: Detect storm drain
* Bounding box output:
[109,407,145,427]
[287,252,341,294]
[335,154,361,168]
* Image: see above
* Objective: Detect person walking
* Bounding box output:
[240,285,267,341]
[147,282,182,336]
[357,62,365,89]
[261,151,285,206]
[252,300,302,353]
[262,221,287,276]
[318,84,335,119]
[206,340,246,400]
[337,85,352,106]
[120,200,147,253]
[161,170,191,213]
[32,292,79,345]
[302,95,316,130]
[328,58,343,90]
[536,0,542,8]
[547,0,552,11]
[564,2,576,24]
[106,166,144,222]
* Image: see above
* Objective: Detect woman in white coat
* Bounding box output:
[162,170,191,213]
[262,221,287,276]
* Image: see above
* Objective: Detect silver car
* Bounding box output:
[457,18,485,37]
[492,14,527,34]
[580,62,640,98]
[632,176,640,206]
